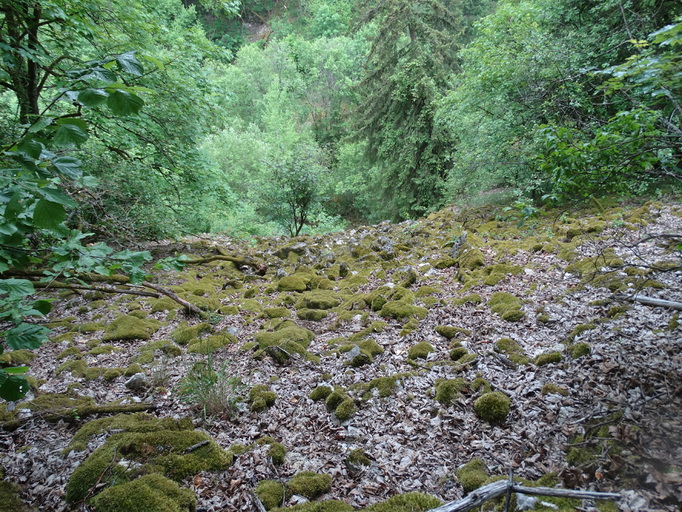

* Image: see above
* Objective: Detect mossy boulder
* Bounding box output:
[455,246,485,270]
[474,391,510,423]
[297,308,328,321]
[241,299,263,312]
[66,429,231,505]
[380,301,428,320]
[101,315,160,342]
[90,473,196,512]
[296,292,341,310]
[435,378,467,406]
[435,325,471,339]
[278,275,308,292]
[535,352,562,366]
[335,398,357,421]
[325,389,347,411]
[249,384,277,412]
[103,368,124,382]
[187,333,237,354]
[256,479,291,510]
[456,458,488,493]
[309,386,333,401]
[255,324,315,350]
[408,341,434,360]
[449,347,469,361]
[452,294,482,306]
[170,322,212,345]
[488,292,525,322]
[263,307,291,319]
[150,297,181,313]
[289,471,332,500]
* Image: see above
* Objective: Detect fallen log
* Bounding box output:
[1,403,157,432]
[427,480,621,512]
[141,281,209,318]
[613,293,682,311]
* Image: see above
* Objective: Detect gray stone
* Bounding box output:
[125,373,147,390]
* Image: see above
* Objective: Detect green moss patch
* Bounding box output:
[457,458,488,493]
[170,322,212,345]
[187,333,237,354]
[263,307,291,319]
[452,294,483,306]
[568,343,591,359]
[474,391,510,423]
[256,480,291,510]
[249,384,277,412]
[488,292,525,322]
[295,292,342,310]
[381,301,428,320]
[542,383,569,396]
[535,351,562,366]
[408,341,434,360]
[435,378,468,406]
[0,481,26,512]
[90,473,196,512]
[66,428,230,505]
[364,492,442,512]
[0,349,36,365]
[278,275,309,292]
[435,325,471,339]
[102,316,160,342]
[297,308,329,321]
[288,471,332,500]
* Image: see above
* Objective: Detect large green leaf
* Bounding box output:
[51,157,83,179]
[3,193,24,222]
[5,323,50,350]
[28,117,53,133]
[17,139,42,159]
[33,199,66,229]
[53,120,89,148]
[116,52,144,76]
[38,187,77,207]
[0,278,36,299]
[78,88,109,107]
[107,89,145,116]
[0,372,30,401]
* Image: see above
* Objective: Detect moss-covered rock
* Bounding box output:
[434,378,467,406]
[348,448,371,467]
[335,398,357,421]
[488,292,525,322]
[256,479,291,510]
[535,352,562,366]
[102,315,160,342]
[288,471,332,500]
[296,292,341,310]
[170,322,212,346]
[249,384,277,412]
[434,325,471,339]
[457,458,488,493]
[255,325,315,350]
[452,294,482,306]
[187,333,236,354]
[380,301,428,320]
[449,347,469,361]
[474,391,510,423]
[90,473,196,512]
[264,307,291,319]
[407,341,434,360]
[88,345,118,356]
[297,308,328,321]
[150,297,181,313]
[269,442,287,465]
[241,299,263,312]
[309,385,333,401]
[66,429,231,505]
[278,275,308,292]
[567,343,590,359]
[103,368,124,382]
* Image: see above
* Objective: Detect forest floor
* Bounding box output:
[1,198,681,512]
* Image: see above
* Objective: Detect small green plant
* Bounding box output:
[175,354,244,422]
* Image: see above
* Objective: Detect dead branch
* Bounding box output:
[141,282,209,318]
[185,252,265,273]
[32,281,160,298]
[427,480,622,512]
[613,293,682,311]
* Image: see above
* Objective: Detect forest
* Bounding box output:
[1,0,682,510]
